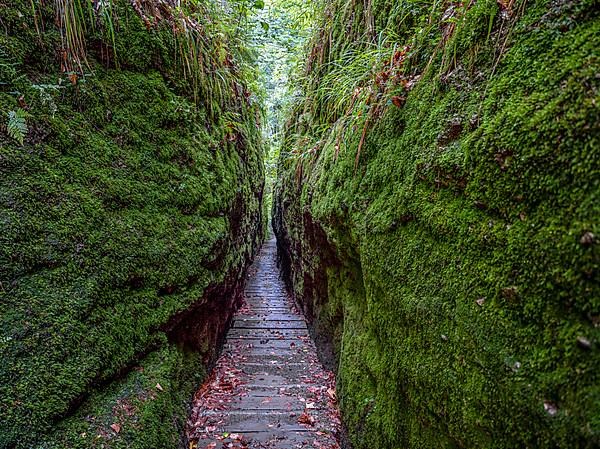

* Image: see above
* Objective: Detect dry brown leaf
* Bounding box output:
[391,96,406,108]
[327,387,337,401]
[298,411,315,426]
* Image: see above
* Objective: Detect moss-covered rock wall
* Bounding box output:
[274,0,599,447]
[0,1,264,447]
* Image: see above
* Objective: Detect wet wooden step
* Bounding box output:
[186,236,341,448]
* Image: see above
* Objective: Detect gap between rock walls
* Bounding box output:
[1,1,599,449]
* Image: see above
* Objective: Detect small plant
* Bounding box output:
[32,83,63,117]
[6,109,28,144]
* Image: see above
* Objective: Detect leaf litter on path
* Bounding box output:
[186,237,342,448]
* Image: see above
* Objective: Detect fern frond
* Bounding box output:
[7,109,28,145]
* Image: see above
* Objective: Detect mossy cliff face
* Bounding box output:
[274,0,599,447]
[0,1,264,447]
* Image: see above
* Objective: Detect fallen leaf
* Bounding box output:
[110,423,121,433]
[298,411,315,426]
[544,400,558,416]
[391,96,406,108]
[156,383,164,391]
[327,387,337,401]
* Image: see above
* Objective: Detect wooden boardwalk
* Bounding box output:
[187,236,341,449]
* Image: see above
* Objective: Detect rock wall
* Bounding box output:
[0,1,264,447]
[274,0,599,447]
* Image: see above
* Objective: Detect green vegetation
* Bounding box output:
[274,0,600,447]
[3,0,599,446]
[45,346,204,449]
[0,1,264,447]
[246,0,316,221]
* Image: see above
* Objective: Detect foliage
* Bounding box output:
[274,0,600,448]
[6,108,27,144]
[241,0,316,220]
[0,1,265,447]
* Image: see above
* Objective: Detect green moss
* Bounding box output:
[41,344,204,449]
[0,1,264,448]
[275,0,599,447]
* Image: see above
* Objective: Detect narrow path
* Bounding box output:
[187,236,342,449]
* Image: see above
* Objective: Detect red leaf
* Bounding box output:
[391,96,406,108]
[298,411,315,426]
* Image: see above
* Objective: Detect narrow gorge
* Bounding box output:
[274,0,599,447]
[0,0,598,448]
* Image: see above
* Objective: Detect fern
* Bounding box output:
[7,109,27,145]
